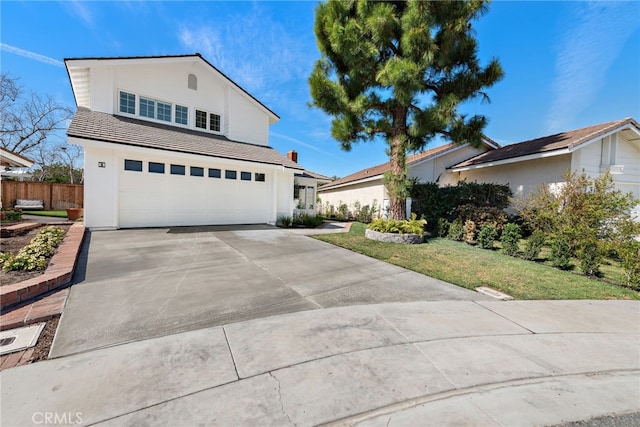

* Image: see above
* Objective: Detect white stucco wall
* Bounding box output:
[455,154,572,200]
[318,178,386,216]
[79,59,271,146]
[411,144,490,185]
[74,138,294,229]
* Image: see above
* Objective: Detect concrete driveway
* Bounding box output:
[3,225,639,426]
[51,225,488,357]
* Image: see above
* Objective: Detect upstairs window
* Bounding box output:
[140,97,172,122]
[119,91,135,114]
[195,109,221,132]
[175,105,188,125]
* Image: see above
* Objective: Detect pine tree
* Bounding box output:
[309,0,503,219]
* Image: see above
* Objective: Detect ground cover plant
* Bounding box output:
[368,213,426,235]
[313,222,639,300]
[1,226,65,272]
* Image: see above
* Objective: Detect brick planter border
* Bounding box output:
[0,223,85,311]
[365,228,424,244]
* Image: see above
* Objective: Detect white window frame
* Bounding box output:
[194,108,223,134]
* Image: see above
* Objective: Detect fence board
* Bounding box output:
[1,181,84,210]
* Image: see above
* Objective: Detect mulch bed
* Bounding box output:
[31,315,60,363]
[0,224,72,286]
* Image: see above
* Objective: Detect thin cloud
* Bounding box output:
[0,44,64,68]
[546,2,639,133]
[176,3,312,94]
[271,131,347,162]
[62,0,93,27]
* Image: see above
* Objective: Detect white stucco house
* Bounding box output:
[65,54,311,229]
[317,138,500,217]
[449,118,640,217]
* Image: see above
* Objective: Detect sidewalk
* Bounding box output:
[1,300,638,426]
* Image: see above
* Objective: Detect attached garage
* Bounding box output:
[68,110,301,229]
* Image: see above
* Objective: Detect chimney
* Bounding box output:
[287,150,298,163]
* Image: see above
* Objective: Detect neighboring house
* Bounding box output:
[1,148,34,209]
[0,148,34,181]
[318,138,500,217]
[65,54,305,229]
[448,118,640,217]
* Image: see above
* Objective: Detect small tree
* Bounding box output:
[0,73,72,156]
[309,0,503,219]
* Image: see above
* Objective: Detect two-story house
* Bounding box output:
[65,54,303,229]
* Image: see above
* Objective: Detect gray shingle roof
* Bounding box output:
[450,117,640,170]
[67,108,303,170]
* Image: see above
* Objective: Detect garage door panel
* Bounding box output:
[118,167,272,228]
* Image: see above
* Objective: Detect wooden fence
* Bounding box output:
[1,181,84,210]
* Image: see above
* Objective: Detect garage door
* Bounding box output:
[118,160,271,228]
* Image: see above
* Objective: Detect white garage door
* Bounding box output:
[118,160,271,228]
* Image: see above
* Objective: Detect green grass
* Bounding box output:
[22,210,69,218]
[313,223,639,301]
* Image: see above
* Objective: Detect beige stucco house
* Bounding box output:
[449,118,640,217]
[317,138,499,217]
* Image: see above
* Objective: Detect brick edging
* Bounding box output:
[0,223,85,310]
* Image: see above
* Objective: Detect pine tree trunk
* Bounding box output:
[388,133,407,220]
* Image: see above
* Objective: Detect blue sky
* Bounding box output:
[1,1,639,178]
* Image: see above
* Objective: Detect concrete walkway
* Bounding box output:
[1,300,638,426]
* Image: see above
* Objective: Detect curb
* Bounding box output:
[0,223,85,312]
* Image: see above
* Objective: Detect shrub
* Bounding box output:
[522,229,545,260]
[1,210,22,222]
[501,223,522,256]
[277,215,292,228]
[463,220,476,245]
[353,200,378,223]
[447,218,464,241]
[477,224,497,249]
[410,181,512,232]
[436,218,450,238]
[577,238,602,277]
[293,213,324,228]
[550,236,572,270]
[617,241,640,289]
[2,226,65,272]
[368,213,426,235]
[336,202,349,220]
[456,204,508,232]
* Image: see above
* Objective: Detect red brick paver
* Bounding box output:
[0,288,68,331]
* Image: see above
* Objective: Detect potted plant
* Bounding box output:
[66,208,83,221]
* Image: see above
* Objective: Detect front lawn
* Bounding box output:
[313,223,639,300]
[21,210,69,218]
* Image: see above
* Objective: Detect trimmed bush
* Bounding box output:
[522,229,545,260]
[551,236,572,270]
[447,218,464,241]
[436,218,450,238]
[501,223,522,256]
[463,220,476,245]
[477,224,497,249]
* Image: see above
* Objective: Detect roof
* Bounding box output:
[64,53,279,124]
[450,117,640,171]
[319,139,496,191]
[67,108,303,170]
[0,147,34,168]
[296,170,332,182]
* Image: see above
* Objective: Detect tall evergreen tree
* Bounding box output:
[309,0,503,219]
